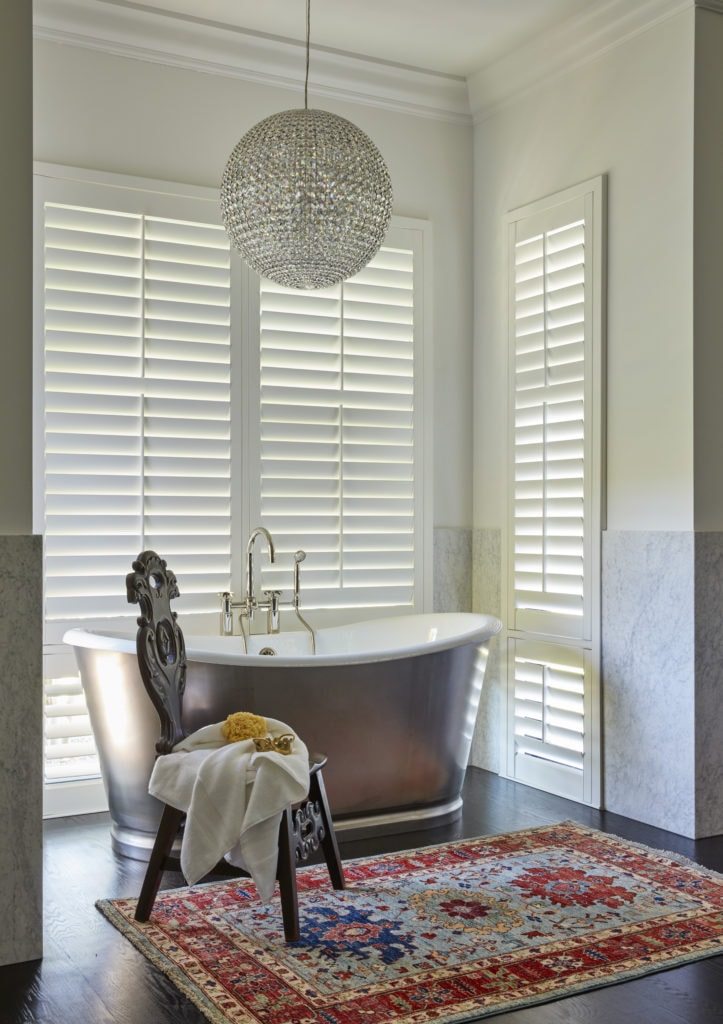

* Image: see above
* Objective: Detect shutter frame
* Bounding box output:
[34,167,237,806]
[503,177,605,808]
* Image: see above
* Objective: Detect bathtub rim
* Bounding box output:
[63,611,501,668]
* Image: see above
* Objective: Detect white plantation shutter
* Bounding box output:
[35,168,235,808]
[39,178,232,642]
[511,217,587,639]
[504,179,605,806]
[141,215,232,603]
[43,673,100,782]
[509,638,592,800]
[251,228,424,610]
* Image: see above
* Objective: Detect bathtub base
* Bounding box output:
[110,798,464,861]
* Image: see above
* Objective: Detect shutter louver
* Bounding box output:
[257,244,417,610]
[42,201,232,635]
[512,219,587,638]
[44,203,144,623]
[142,216,232,610]
[43,674,100,782]
[509,638,588,800]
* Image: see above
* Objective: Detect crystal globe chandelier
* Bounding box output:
[220,0,393,290]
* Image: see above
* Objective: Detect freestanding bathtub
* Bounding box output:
[64,612,501,859]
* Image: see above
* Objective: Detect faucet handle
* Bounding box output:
[219,591,235,635]
[262,588,283,633]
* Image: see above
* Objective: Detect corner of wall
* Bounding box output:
[693,531,723,836]
[0,534,43,965]
[469,527,503,774]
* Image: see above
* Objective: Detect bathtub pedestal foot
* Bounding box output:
[108,797,464,861]
[110,822,182,862]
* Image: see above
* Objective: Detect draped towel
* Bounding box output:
[148,718,310,902]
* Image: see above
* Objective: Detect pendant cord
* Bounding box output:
[304,0,310,109]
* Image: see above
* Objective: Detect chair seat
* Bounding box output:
[135,751,345,940]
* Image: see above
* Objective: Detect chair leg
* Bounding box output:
[135,804,185,922]
[309,768,346,890]
[277,807,300,942]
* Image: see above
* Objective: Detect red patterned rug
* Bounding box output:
[96,821,723,1024]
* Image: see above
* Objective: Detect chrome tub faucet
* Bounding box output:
[219,529,315,652]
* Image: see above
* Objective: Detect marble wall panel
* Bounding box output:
[433,526,472,613]
[693,531,723,836]
[0,535,43,964]
[602,530,696,837]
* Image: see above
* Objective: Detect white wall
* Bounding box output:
[473,9,695,534]
[33,39,475,531]
[2,3,33,532]
[693,8,723,530]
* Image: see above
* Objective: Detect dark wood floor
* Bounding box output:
[3,768,723,1024]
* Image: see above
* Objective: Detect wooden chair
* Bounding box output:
[126,549,345,940]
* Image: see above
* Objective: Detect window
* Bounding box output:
[503,177,605,805]
[34,166,430,809]
[246,228,427,611]
[35,170,234,646]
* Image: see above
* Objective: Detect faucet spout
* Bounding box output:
[246,526,276,614]
[247,526,275,561]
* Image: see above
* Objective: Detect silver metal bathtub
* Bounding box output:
[65,612,502,859]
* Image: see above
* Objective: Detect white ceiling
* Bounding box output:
[102,0,601,78]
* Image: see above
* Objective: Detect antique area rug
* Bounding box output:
[96,821,723,1024]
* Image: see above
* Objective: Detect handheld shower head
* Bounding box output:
[293,550,306,609]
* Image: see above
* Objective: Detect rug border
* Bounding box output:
[95,820,723,1024]
[97,898,234,1024]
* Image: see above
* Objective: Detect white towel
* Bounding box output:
[148,717,310,902]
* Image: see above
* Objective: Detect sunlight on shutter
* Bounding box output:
[43,674,100,782]
[258,244,417,609]
[510,638,587,801]
[512,219,586,636]
[43,203,144,621]
[42,202,232,625]
[142,216,232,611]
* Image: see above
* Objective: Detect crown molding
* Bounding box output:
[32,0,472,124]
[468,0,696,122]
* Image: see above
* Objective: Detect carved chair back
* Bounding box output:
[126,550,187,754]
